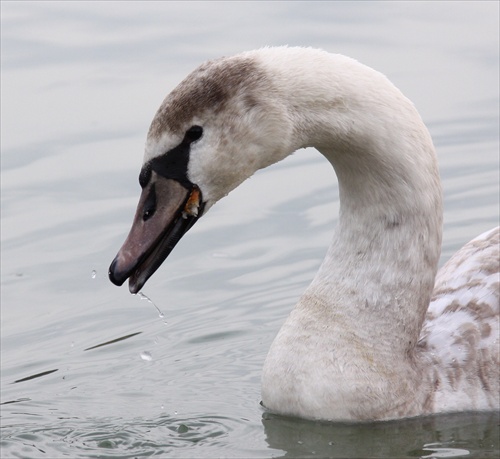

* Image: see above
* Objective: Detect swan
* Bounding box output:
[108,47,499,422]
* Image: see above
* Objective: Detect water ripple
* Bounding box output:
[2,414,248,458]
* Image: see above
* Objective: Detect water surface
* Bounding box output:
[1,2,499,458]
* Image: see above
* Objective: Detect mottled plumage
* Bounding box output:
[419,227,499,412]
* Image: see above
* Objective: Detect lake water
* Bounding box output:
[1,2,499,458]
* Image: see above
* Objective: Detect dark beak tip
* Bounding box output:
[108,257,126,287]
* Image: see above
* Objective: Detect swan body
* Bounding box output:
[109,47,500,421]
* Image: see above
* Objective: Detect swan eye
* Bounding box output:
[185,125,203,143]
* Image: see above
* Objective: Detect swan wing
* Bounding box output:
[419,227,499,411]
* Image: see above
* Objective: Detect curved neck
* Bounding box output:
[262,50,443,354]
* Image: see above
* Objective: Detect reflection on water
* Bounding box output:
[262,411,500,458]
[1,1,498,458]
[2,408,497,458]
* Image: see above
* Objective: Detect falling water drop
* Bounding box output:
[140,351,153,361]
[137,291,167,323]
[91,270,97,279]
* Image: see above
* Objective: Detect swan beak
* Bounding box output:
[108,177,203,294]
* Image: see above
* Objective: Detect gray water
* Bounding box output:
[1,2,499,458]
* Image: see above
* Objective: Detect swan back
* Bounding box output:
[420,227,499,411]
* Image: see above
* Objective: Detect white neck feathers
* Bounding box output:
[253,48,442,349]
[254,48,444,420]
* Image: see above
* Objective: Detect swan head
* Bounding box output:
[109,53,293,293]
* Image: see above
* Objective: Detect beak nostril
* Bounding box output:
[143,208,156,221]
[142,184,157,221]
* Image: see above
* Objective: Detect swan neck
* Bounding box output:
[271,52,444,353]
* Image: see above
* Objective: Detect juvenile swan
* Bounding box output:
[109,47,499,421]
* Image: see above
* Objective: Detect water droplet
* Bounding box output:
[328,441,335,446]
[137,291,149,302]
[297,440,303,445]
[70,341,74,348]
[160,404,164,410]
[174,410,178,415]
[91,270,97,279]
[137,291,167,323]
[140,351,153,361]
